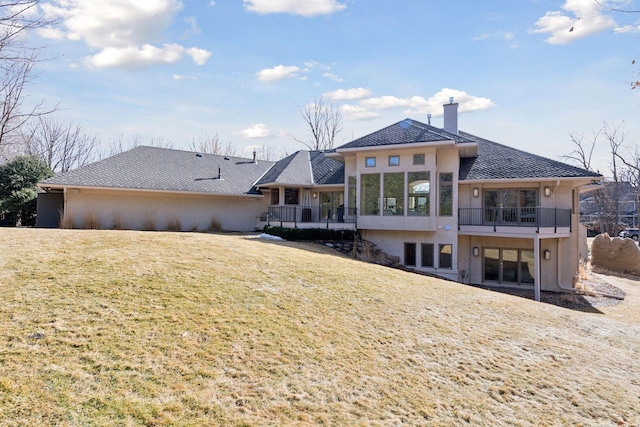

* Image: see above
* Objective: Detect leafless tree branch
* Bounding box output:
[292,96,343,151]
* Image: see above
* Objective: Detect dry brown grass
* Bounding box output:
[0,229,639,426]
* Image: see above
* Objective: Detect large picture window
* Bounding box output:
[439,173,453,216]
[408,171,430,216]
[383,173,404,216]
[360,173,380,215]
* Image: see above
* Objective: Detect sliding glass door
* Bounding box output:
[483,248,535,285]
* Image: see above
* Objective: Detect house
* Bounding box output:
[36,147,274,231]
[37,100,601,299]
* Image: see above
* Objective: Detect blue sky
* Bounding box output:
[28,0,640,173]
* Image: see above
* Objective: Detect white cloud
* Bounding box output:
[183,16,202,37]
[244,0,346,17]
[341,105,379,121]
[39,0,211,69]
[235,124,271,139]
[186,47,212,65]
[84,43,209,70]
[173,74,196,80]
[323,72,345,82]
[324,87,372,101]
[530,0,619,44]
[257,65,300,82]
[360,89,495,116]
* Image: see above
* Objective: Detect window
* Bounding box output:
[408,171,430,216]
[388,155,400,166]
[270,189,279,205]
[365,157,376,167]
[413,154,425,165]
[284,188,299,205]
[483,248,534,285]
[421,243,434,267]
[383,173,404,216]
[439,173,453,216]
[439,244,452,269]
[405,243,416,267]
[360,173,380,215]
[348,176,357,210]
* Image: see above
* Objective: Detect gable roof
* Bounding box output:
[338,118,475,150]
[458,132,601,181]
[256,151,313,186]
[255,150,344,187]
[310,150,344,185]
[39,146,274,196]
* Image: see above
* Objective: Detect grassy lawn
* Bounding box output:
[1,229,639,426]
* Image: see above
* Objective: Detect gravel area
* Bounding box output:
[475,271,626,311]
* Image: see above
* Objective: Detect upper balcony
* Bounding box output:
[458,207,572,236]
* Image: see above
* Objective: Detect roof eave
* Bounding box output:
[337,139,456,154]
[37,183,265,198]
[460,176,603,185]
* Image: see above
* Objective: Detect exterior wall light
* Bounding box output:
[544,250,551,260]
[473,247,479,257]
[544,187,552,197]
[473,188,479,197]
[312,192,317,199]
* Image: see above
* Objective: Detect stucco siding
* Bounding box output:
[360,229,458,281]
[64,189,269,232]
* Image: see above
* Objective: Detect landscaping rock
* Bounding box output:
[591,233,640,276]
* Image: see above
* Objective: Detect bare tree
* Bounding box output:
[564,123,626,235]
[564,129,601,171]
[101,133,174,158]
[603,122,625,233]
[293,96,343,151]
[0,1,56,147]
[189,133,237,156]
[20,115,99,172]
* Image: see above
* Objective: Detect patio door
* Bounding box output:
[483,189,537,225]
[483,248,535,286]
[320,192,344,221]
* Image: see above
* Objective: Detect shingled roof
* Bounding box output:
[39,146,274,195]
[458,132,601,181]
[338,118,475,150]
[255,150,344,187]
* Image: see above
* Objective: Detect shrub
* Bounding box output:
[263,226,358,242]
[84,213,100,230]
[166,218,181,232]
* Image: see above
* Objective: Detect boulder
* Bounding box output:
[591,233,640,275]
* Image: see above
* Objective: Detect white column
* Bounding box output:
[534,235,541,302]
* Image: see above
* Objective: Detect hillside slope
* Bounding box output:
[0,229,638,426]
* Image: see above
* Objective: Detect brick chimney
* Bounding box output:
[443,97,458,135]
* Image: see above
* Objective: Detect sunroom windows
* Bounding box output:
[359,171,432,217]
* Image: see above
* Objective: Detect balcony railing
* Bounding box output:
[267,205,357,228]
[458,207,571,232]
